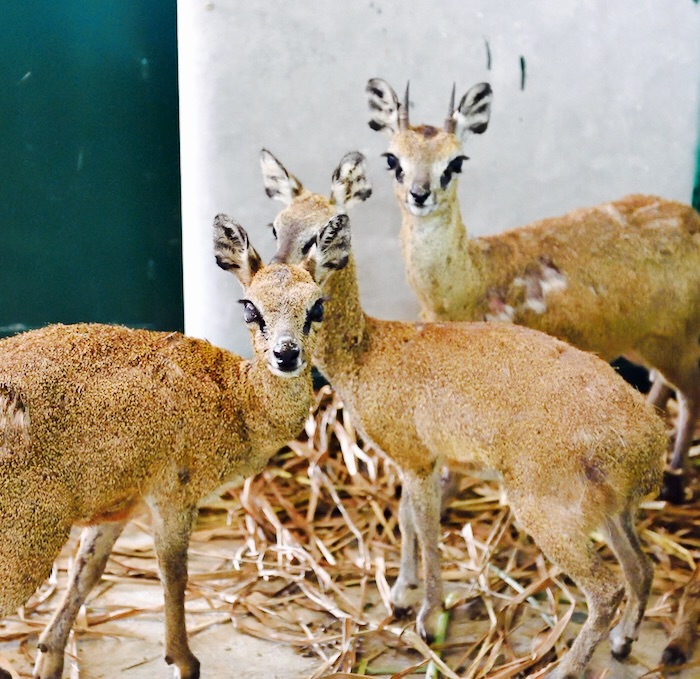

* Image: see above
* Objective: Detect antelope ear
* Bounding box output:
[260,148,304,205]
[213,213,263,288]
[366,78,401,134]
[330,151,372,210]
[453,83,493,140]
[305,214,351,285]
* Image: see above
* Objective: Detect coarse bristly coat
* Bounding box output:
[366,77,700,506]
[0,217,335,679]
[261,148,666,679]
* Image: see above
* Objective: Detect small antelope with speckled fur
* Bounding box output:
[0,217,337,679]
[366,78,700,504]
[261,148,667,679]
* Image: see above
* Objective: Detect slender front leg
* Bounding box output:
[401,467,443,641]
[390,480,420,616]
[148,501,200,679]
[34,521,125,679]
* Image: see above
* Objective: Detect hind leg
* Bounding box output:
[661,565,700,667]
[647,370,673,413]
[669,388,699,473]
[661,387,700,504]
[602,508,653,659]
[510,504,624,679]
[34,521,125,679]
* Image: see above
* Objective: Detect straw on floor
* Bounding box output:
[1,386,698,678]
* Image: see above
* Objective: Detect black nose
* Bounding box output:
[410,189,430,205]
[273,340,300,371]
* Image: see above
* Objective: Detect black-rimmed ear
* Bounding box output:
[330,151,372,210]
[260,148,304,206]
[213,213,263,288]
[305,214,351,285]
[366,78,401,134]
[453,83,492,140]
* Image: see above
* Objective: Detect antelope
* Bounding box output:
[0,217,332,679]
[260,148,667,679]
[366,77,700,505]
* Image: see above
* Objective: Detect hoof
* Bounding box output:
[416,607,443,644]
[661,644,687,667]
[391,603,414,619]
[416,621,435,645]
[165,654,200,679]
[610,637,633,661]
[658,470,686,505]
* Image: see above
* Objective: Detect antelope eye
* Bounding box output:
[383,152,399,171]
[383,153,404,183]
[448,155,468,174]
[308,298,324,323]
[303,298,325,334]
[239,300,266,332]
[440,155,469,189]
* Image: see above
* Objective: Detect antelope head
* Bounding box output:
[213,214,326,377]
[367,78,492,217]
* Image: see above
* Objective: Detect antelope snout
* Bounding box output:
[270,335,304,376]
[407,182,435,215]
[409,186,431,206]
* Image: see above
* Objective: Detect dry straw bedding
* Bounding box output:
[1,387,698,678]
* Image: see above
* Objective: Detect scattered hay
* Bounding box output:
[1,386,698,678]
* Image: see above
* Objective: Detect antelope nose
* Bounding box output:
[273,338,301,371]
[410,188,430,206]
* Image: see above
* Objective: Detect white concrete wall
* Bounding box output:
[178,0,700,355]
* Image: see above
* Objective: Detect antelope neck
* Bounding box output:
[312,255,368,376]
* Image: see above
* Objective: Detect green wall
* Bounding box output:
[0,2,182,336]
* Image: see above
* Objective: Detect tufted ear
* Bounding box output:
[452,82,493,140]
[212,213,263,288]
[305,214,351,286]
[366,78,402,134]
[330,151,372,211]
[260,148,304,206]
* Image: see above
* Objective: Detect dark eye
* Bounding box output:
[382,153,404,183]
[301,237,316,255]
[309,298,324,323]
[383,152,398,170]
[303,298,325,334]
[238,299,266,333]
[440,155,468,189]
[268,222,277,239]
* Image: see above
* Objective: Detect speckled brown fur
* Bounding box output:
[367,78,700,504]
[261,150,667,679]
[0,219,328,679]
